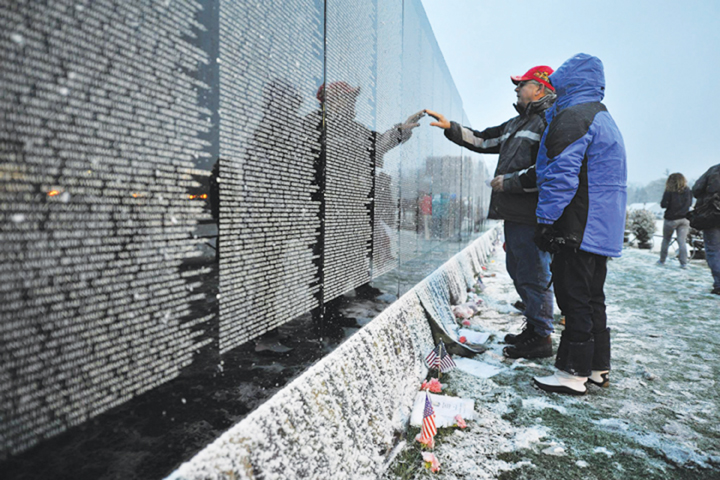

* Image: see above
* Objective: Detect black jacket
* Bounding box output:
[444,94,555,225]
[692,163,720,209]
[661,188,692,220]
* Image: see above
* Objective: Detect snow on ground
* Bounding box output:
[384,243,720,480]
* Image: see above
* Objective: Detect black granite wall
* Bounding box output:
[0,0,489,457]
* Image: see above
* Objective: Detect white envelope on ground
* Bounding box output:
[410,392,475,428]
[454,357,503,379]
[458,328,490,345]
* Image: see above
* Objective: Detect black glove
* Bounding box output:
[534,223,564,254]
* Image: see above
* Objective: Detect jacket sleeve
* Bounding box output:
[444,120,510,154]
[660,191,670,209]
[692,170,709,198]
[536,109,593,224]
[503,164,537,193]
[374,124,412,168]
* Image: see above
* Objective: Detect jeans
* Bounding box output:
[551,248,610,377]
[504,221,554,336]
[659,218,690,265]
[703,227,720,289]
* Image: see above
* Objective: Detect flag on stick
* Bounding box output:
[425,340,456,373]
[420,392,437,444]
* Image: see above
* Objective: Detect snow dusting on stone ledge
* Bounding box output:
[165,226,502,480]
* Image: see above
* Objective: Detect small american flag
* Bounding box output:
[420,393,437,443]
[425,340,456,372]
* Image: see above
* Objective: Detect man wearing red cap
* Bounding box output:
[426,65,556,360]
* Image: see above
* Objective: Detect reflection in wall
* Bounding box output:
[0,0,489,456]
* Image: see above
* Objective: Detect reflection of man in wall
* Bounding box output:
[226,78,320,350]
[311,81,422,323]
[426,66,557,360]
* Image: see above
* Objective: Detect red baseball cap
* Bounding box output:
[511,66,555,91]
[316,81,360,102]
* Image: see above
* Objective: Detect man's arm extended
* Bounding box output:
[425,109,507,154]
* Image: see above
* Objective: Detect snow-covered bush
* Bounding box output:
[627,209,656,245]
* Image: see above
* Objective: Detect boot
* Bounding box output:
[504,322,534,344]
[534,370,587,395]
[555,337,593,377]
[592,328,611,373]
[503,331,552,359]
[587,370,609,387]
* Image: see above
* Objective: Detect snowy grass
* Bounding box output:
[383,244,720,480]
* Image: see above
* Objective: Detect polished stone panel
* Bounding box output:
[0,0,489,457]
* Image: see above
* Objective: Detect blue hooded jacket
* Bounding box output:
[536,54,627,257]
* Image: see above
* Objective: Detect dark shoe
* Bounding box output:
[587,370,609,387]
[503,332,552,359]
[711,287,720,295]
[504,322,534,345]
[512,300,526,312]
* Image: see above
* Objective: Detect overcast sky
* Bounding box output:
[420,0,720,185]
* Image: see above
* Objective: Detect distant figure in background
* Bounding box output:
[425,65,557,360]
[658,173,692,268]
[691,163,720,295]
[419,192,432,239]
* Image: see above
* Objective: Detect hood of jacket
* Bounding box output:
[545,53,605,122]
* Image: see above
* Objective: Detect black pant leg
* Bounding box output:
[590,256,611,371]
[553,249,596,376]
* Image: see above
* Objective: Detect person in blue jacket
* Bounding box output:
[531,54,627,395]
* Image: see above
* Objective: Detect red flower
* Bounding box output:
[421,378,442,393]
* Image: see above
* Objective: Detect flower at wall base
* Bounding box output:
[421,378,442,393]
[459,336,467,343]
[421,452,441,473]
[454,414,467,429]
[415,433,435,449]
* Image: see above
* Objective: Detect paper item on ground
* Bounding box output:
[458,328,490,345]
[410,392,475,428]
[454,357,503,379]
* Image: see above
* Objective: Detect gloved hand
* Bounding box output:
[534,223,564,254]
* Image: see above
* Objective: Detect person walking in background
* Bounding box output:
[419,192,432,239]
[531,54,627,395]
[658,173,692,268]
[425,65,557,359]
[691,163,720,295]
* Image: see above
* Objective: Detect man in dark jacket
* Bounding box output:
[426,65,556,359]
[691,163,720,294]
[532,54,627,395]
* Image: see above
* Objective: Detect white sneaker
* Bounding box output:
[533,370,587,395]
[587,370,609,387]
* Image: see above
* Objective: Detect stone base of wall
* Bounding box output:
[167,224,501,480]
